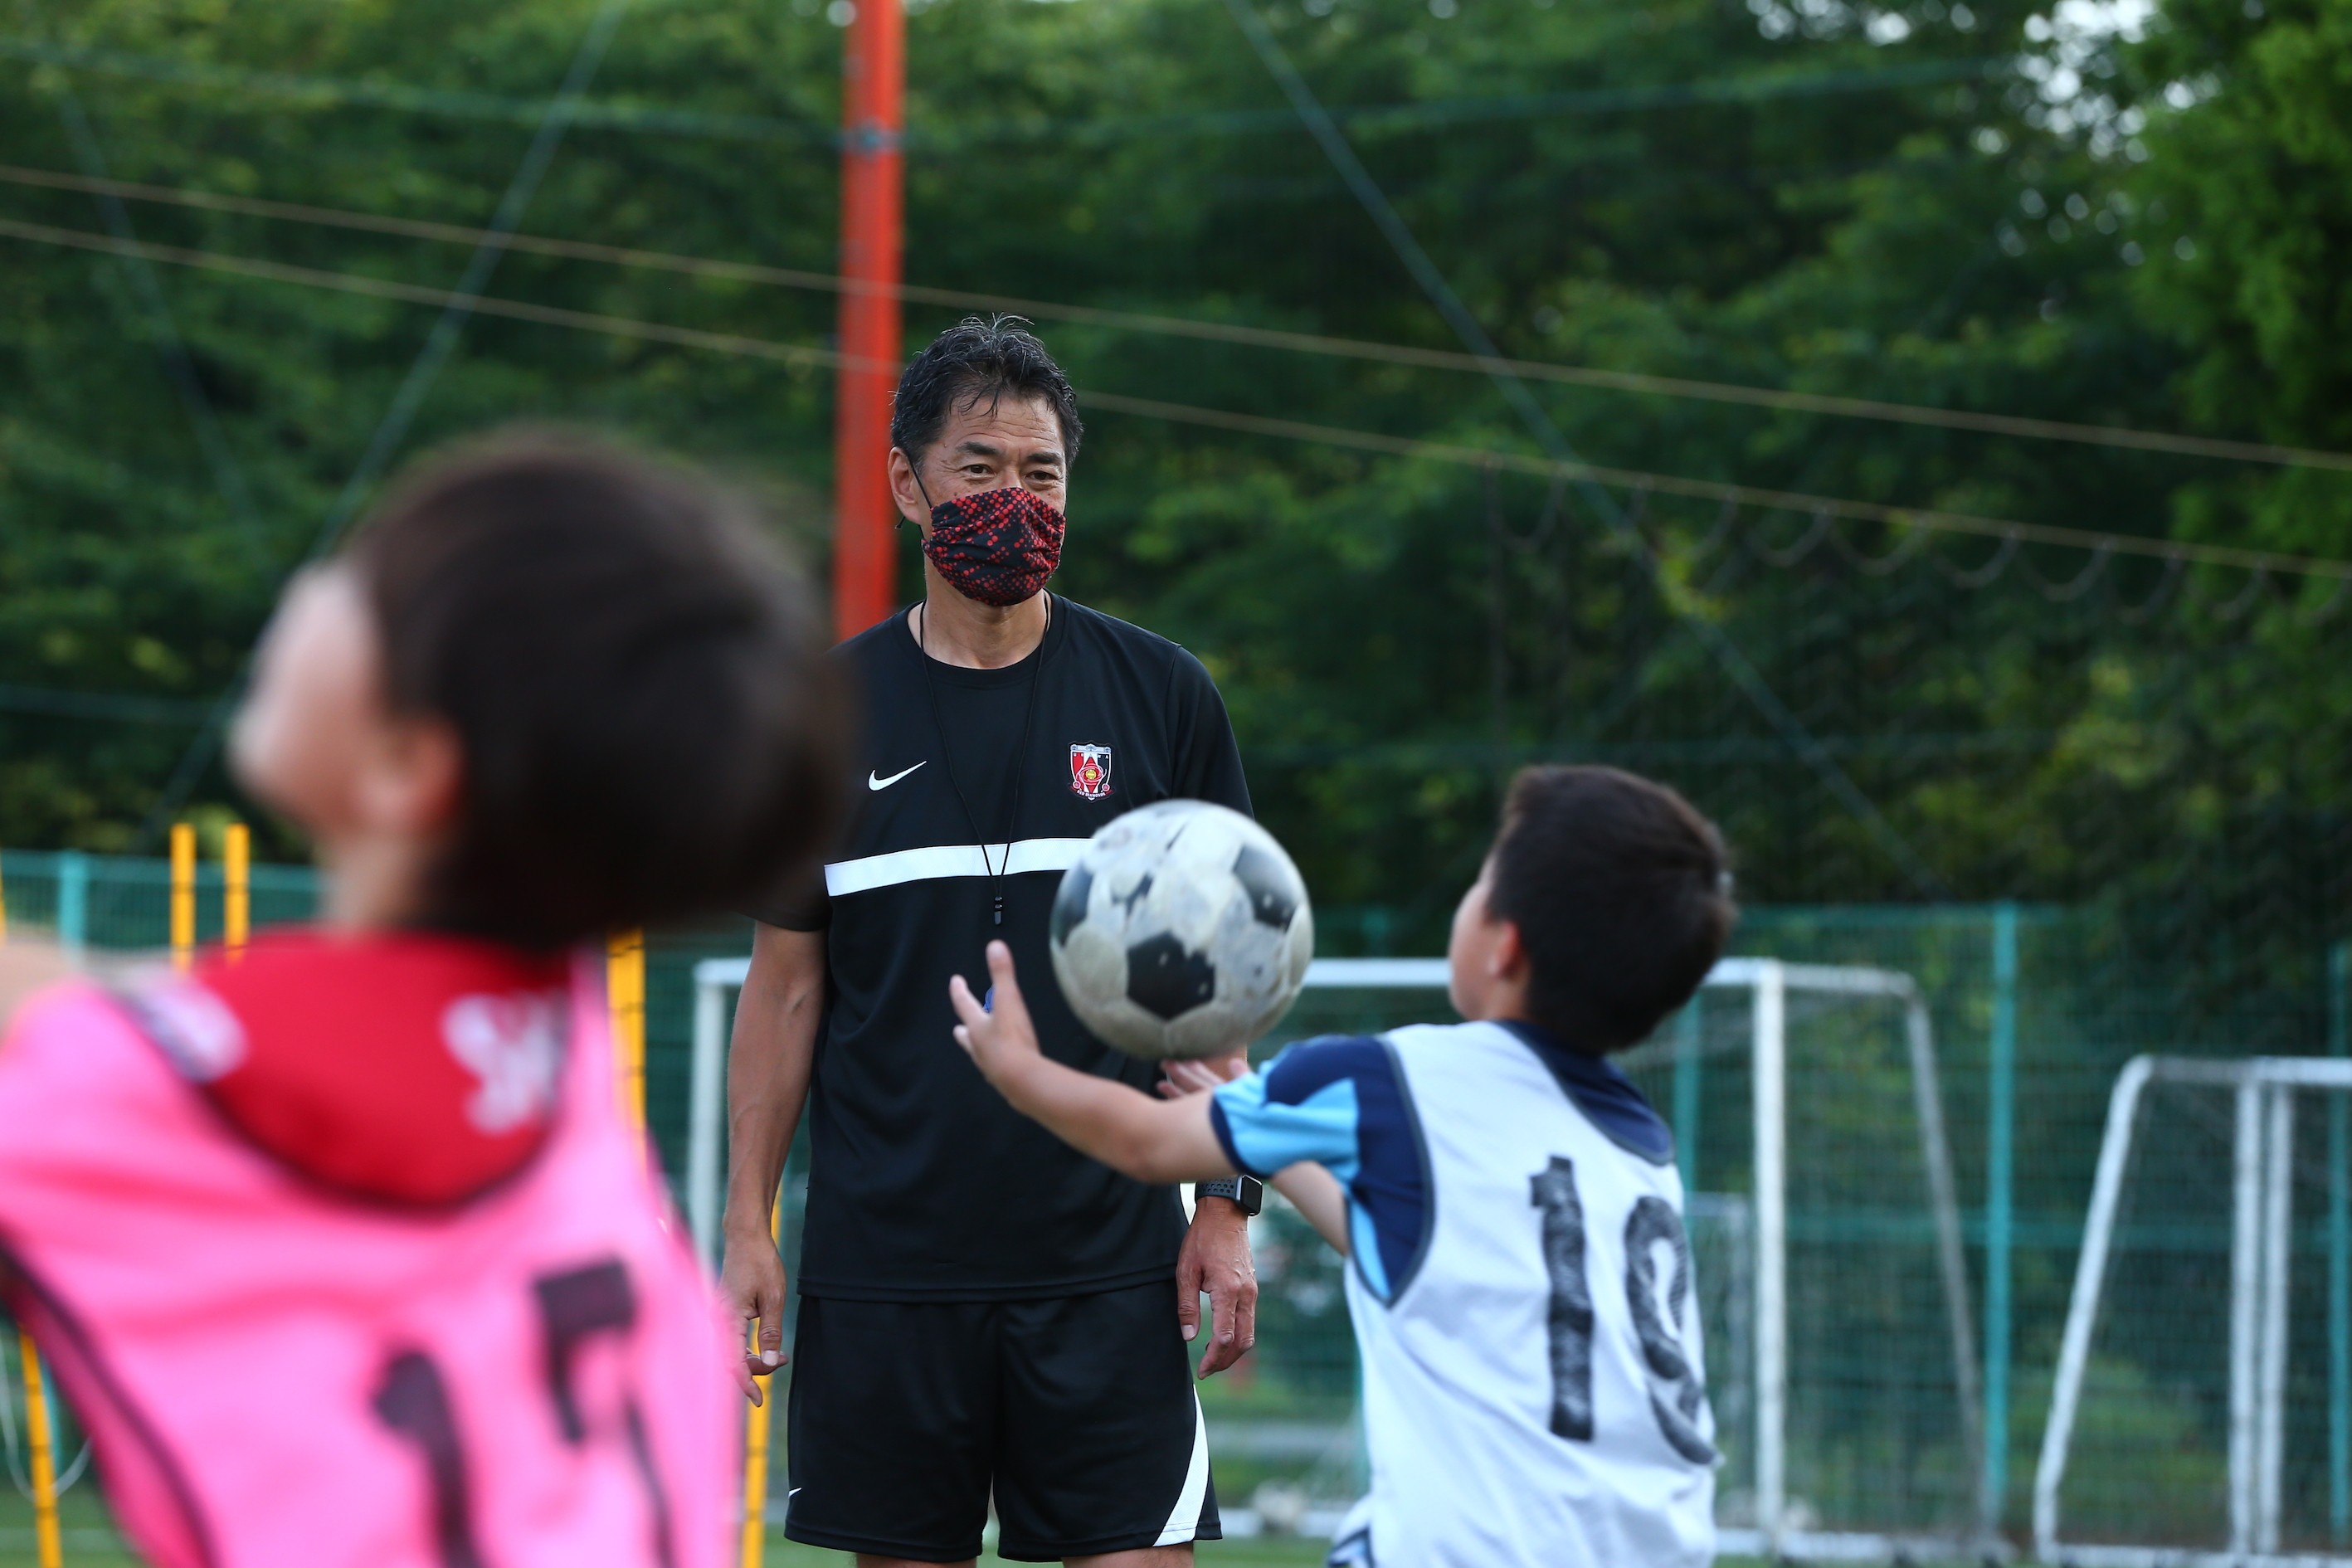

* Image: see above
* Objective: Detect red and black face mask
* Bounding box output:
[918,485,1065,607]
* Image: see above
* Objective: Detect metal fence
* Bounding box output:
[6,847,2352,1558]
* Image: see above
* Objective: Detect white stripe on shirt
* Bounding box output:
[822,838,1092,898]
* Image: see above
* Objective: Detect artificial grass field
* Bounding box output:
[2,1493,1834,1566]
[0,1492,1342,1566]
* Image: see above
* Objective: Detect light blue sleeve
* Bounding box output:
[1210,1065,1365,1186]
[1207,1035,1429,1303]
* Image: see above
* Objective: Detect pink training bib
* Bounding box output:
[0,933,733,1568]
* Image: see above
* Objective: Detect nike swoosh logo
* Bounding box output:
[868,761,926,791]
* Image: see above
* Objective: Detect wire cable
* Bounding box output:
[24,17,263,539]
[10,160,2342,475]
[1220,0,1949,897]
[0,33,2007,150]
[128,0,637,845]
[0,681,218,723]
[0,215,855,368]
[6,210,2349,590]
[0,32,829,146]
[9,214,2351,786]
[299,0,638,566]
[1077,390,2352,582]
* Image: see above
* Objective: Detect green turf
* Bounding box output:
[0,1489,142,1566]
[0,1492,1345,1568]
[760,1539,1337,1566]
[0,1495,1802,1566]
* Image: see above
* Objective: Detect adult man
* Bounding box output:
[722,317,1262,1567]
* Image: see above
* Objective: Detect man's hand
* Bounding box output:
[1179,1195,1258,1378]
[1165,1048,1258,1374]
[1152,1047,1261,1375]
[718,1229,788,1405]
[718,923,824,1406]
[948,941,1045,1096]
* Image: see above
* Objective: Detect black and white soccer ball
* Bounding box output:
[1049,800,1315,1060]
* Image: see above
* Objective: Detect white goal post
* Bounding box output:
[2034,1054,2352,1568]
[683,953,1988,1557]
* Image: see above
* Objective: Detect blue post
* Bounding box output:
[1984,903,2019,1531]
[1673,1000,1702,1193]
[2330,941,2350,1542]
[57,850,88,959]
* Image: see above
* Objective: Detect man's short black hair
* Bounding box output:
[1487,766,1736,1053]
[348,429,848,948]
[889,315,1083,469]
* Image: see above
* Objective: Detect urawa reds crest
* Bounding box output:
[1069,743,1113,801]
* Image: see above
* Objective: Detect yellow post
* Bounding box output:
[17,1329,65,1568]
[169,823,197,972]
[740,1201,782,1568]
[606,931,646,1130]
[223,823,251,961]
[17,1325,65,1568]
[2,863,64,1566]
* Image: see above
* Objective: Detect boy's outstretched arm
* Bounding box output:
[1273,1166,1350,1256]
[1159,1054,1351,1259]
[951,942,1239,1186]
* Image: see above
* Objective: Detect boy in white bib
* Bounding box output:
[950,766,1736,1568]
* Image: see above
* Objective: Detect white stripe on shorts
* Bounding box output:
[1153,1392,1211,1547]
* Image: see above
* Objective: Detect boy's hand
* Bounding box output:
[953,942,1236,1190]
[948,941,1043,1093]
[1158,1048,1250,1099]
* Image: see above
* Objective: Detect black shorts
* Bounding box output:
[782,1278,1220,1562]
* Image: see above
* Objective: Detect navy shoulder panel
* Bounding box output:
[1242,1035,1433,1300]
[1499,1020,1675,1166]
[1260,1033,1392,1107]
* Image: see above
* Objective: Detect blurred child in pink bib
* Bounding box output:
[0,432,844,1568]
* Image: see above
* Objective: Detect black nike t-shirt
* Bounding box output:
[755,597,1252,1301]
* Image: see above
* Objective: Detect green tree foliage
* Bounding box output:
[2126,0,2352,508]
[0,0,2345,996]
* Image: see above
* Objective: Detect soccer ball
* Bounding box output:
[1049,800,1314,1060]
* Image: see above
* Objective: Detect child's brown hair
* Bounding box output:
[348,430,847,947]
[1488,766,1736,1051]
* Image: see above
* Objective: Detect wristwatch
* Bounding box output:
[1194,1176,1264,1217]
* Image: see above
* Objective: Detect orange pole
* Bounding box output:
[169,823,196,972]
[831,0,906,641]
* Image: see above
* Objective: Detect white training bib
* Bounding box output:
[1334,1020,1717,1568]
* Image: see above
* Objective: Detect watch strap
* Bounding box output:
[1194,1176,1265,1216]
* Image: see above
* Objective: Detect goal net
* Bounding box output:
[1622,960,1989,1559]
[2035,1056,2352,1566]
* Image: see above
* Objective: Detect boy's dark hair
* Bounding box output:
[1487,766,1736,1053]
[348,431,847,948]
[889,315,1083,469]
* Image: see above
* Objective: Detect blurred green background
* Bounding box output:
[6,0,2352,1556]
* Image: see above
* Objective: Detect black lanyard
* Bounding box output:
[916,596,1049,928]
